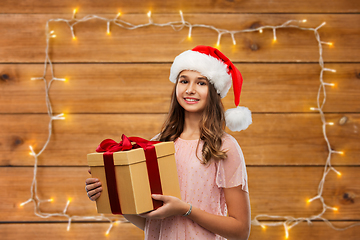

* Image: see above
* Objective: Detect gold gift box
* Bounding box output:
[87,141,181,214]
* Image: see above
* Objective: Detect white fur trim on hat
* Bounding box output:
[169,50,232,98]
[225,106,252,131]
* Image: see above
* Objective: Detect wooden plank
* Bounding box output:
[2,166,359,221]
[1,63,359,114]
[0,222,360,240]
[0,223,144,240]
[0,0,358,13]
[0,14,358,63]
[1,113,359,166]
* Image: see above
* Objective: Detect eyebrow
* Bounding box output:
[179,75,208,81]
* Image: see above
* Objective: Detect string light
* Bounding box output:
[23,9,360,237]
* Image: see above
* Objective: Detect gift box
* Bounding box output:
[87,135,181,215]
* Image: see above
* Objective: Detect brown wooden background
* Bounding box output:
[1,0,359,239]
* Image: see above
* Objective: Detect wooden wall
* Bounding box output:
[1,0,359,239]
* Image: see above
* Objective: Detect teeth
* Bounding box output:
[185,98,198,102]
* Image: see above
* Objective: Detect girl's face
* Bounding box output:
[176,70,209,114]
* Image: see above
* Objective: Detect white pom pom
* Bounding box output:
[225,106,252,132]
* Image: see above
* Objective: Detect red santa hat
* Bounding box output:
[169,45,252,131]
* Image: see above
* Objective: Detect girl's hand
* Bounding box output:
[141,194,190,219]
[85,169,102,201]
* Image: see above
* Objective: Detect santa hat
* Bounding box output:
[169,45,252,131]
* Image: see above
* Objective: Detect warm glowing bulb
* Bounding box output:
[107,30,111,35]
[339,151,344,155]
[337,171,342,176]
[328,42,333,46]
[333,207,338,211]
[20,202,25,207]
[29,152,34,156]
[73,9,77,14]
[261,225,266,230]
[307,198,311,203]
[68,198,72,202]
[50,198,54,202]
[116,12,121,18]
[259,29,263,33]
[179,10,183,15]
[147,11,151,18]
[310,107,315,110]
[302,19,307,23]
[73,36,76,40]
[328,122,334,125]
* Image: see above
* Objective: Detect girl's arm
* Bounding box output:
[142,185,251,240]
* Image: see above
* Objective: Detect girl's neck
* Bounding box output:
[180,111,202,140]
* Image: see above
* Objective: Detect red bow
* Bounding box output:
[96,134,160,153]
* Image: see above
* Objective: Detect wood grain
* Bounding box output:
[0,14,359,63]
[2,166,359,221]
[1,221,360,240]
[0,0,358,13]
[1,63,359,114]
[1,113,359,166]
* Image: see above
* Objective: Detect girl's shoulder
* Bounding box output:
[221,132,241,150]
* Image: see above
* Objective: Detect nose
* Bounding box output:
[186,83,196,94]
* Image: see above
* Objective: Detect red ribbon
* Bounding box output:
[96,134,163,214]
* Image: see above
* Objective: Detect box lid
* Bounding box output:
[154,142,175,158]
[87,148,146,166]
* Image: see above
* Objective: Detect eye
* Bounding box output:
[179,79,188,84]
[198,81,207,86]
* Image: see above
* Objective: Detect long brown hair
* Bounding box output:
[158,75,227,164]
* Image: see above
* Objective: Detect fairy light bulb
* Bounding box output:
[259,29,263,33]
[147,11,151,18]
[284,224,289,239]
[302,19,307,23]
[116,12,121,18]
[272,28,277,42]
[72,9,77,19]
[107,22,111,35]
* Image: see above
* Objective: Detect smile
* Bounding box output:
[184,98,199,102]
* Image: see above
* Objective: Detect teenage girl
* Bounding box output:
[85,46,252,240]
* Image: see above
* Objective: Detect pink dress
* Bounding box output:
[144,133,248,240]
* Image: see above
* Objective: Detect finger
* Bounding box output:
[88,168,92,174]
[151,194,165,201]
[89,191,102,201]
[87,187,103,199]
[85,178,99,185]
[85,181,102,191]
